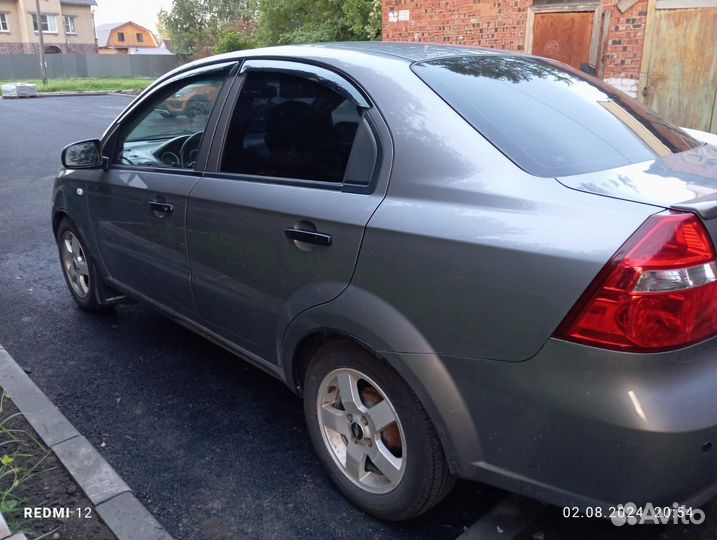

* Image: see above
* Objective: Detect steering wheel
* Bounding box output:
[120,154,135,165]
[180,132,203,169]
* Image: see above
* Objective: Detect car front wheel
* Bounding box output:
[303,340,455,520]
[56,218,104,311]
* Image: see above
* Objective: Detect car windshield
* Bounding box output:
[412,55,701,177]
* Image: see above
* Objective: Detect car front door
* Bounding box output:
[187,60,390,363]
[87,64,235,317]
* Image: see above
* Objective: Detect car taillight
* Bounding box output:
[555,210,717,352]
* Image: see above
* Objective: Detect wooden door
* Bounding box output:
[532,11,595,69]
[643,5,717,132]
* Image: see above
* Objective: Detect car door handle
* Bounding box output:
[284,228,332,246]
[149,201,173,214]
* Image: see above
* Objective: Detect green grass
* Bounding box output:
[0,391,56,539]
[0,77,154,93]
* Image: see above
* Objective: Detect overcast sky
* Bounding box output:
[93,0,174,32]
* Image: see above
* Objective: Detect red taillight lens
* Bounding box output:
[555,211,717,352]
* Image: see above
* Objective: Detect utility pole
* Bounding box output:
[34,0,48,85]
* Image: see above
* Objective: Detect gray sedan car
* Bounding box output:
[54,43,717,520]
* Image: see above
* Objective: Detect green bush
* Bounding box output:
[213,31,255,54]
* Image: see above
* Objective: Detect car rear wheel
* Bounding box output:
[56,219,104,311]
[303,340,455,520]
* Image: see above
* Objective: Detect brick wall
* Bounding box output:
[0,43,24,54]
[384,0,531,49]
[21,42,43,53]
[383,0,649,94]
[19,42,65,53]
[601,0,648,80]
[5,42,96,54]
[66,43,97,54]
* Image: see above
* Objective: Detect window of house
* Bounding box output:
[63,16,76,34]
[136,33,144,42]
[117,31,125,42]
[32,14,58,33]
[114,74,227,170]
[0,14,9,32]
[220,71,366,183]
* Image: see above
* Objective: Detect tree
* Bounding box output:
[159,0,381,59]
[158,0,250,59]
[251,0,381,47]
[343,0,381,41]
[213,31,255,54]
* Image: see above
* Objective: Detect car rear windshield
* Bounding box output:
[412,55,700,177]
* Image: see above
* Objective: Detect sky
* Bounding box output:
[93,0,174,32]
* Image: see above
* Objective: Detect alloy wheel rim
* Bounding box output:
[316,367,406,494]
[61,231,90,298]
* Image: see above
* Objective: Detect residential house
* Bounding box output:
[383,0,717,133]
[96,21,161,54]
[0,0,97,54]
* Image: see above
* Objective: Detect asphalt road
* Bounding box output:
[0,95,715,540]
[0,95,504,539]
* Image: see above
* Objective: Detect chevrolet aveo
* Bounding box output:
[54,43,717,520]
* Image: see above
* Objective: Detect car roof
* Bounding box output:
[163,41,502,78]
[307,41,501,62]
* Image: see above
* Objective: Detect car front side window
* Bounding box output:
[113,75,226,171]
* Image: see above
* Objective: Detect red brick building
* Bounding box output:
[382,0,717,132]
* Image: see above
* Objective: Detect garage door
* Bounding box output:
[642,1,717,132]
[532,11,595,69]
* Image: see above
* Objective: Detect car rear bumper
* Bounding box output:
[389,336,717,510]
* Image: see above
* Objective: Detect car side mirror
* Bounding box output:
[62,139,104,169]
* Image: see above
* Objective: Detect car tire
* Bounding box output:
[303,339,455,521]
[56,218,105,312]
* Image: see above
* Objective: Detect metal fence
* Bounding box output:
[0,54,179,80]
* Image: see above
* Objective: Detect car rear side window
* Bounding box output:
[220,71,365,183]
[412,55,700,177]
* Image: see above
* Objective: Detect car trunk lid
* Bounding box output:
[556,143,717,250]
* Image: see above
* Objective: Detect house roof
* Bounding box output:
[95,21,156,48]
[60,0,97,5]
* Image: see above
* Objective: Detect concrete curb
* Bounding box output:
[0,344,172,540]
[0,505,34,539]
[0,513,28,540]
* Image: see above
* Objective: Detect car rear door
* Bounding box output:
[187,59,390,364]
[86,63,235,318]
